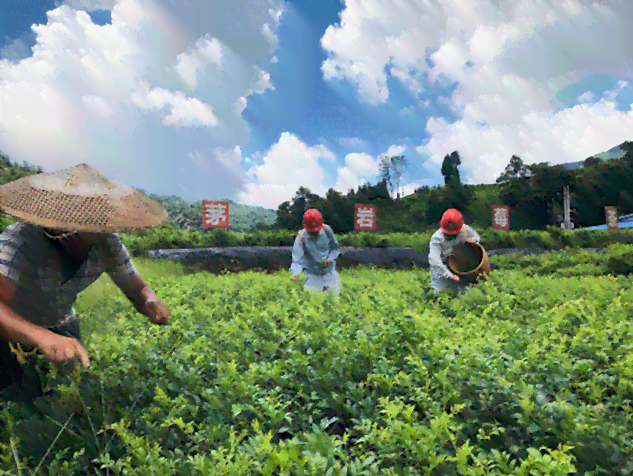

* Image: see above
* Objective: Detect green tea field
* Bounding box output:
[1,246,633,475]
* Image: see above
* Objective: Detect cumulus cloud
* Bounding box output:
[0,0,284,201]
[321,0,633,184]
[381,144,406,158]
[334,152,379,194]
[237,132,336,209]
[239,134,412,208]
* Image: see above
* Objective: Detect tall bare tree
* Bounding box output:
[379,155,407,198]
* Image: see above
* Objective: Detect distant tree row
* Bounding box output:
[272,144,633,233]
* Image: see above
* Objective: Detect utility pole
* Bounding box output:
[562,185,573,229]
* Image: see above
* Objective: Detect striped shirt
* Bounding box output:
[0,222,136,329]
[291,224,341,276]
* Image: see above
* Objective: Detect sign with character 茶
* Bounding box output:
[354,204,376,231]
[202,200,230,228]
[605,206,618,230]
[492,205,510,230]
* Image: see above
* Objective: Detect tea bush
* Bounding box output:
[0,249,632,475]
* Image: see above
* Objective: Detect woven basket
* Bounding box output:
[0,163,168,233]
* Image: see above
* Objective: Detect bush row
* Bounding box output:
[1,216,632,254]
[118,224,633,256]
[1,248,632,474]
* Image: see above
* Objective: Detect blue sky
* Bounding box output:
[1,0,633,210]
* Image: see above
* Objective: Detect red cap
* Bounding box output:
[440,208,463,235]
[303,209,323,232]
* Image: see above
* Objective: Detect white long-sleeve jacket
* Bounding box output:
[428,224,481,282]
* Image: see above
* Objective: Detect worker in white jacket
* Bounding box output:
[290,209,341,296]
[428,208,481,295]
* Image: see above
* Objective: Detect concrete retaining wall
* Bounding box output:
[146,246,605,274]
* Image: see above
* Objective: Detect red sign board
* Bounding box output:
[354,204,376,231]
[605,206,618,230]
[202,200,229,228]
[492,205,510,230]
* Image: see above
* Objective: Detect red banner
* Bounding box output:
[202,200,230,228]
[354,204,376,231]
[492,205,510,230]
[605,206,618,230]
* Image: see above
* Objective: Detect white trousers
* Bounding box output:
[304,270,340,296]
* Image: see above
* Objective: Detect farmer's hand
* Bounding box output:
[319,259,332,269]
[291,274,301,281]
[142,300,170,325]
[449,273,461,282]
[33,330,90,368]
[465,237,478,244]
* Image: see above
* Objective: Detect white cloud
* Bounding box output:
[577,91,594,103]
[421,98,633,185]
[0,0,284,202]
[239,136,415,208]
[237,132,336,208]
[334,152,379,194]
[321,0,633,184]
[401,181,432,197]
[381,144,406,157]
[131,83,218,127]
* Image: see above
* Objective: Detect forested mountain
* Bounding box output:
[145,194,276,233]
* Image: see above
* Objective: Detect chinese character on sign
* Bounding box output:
[605,206,618,230]
[354,204,376,231]
[202,200,230,228]
[492,205,510,230]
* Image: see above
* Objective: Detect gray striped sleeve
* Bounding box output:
[0,226,36,285]
[103,233,136,280]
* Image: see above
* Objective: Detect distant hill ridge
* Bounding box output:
[562,144,626,170]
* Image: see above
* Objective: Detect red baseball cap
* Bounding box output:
[303,209,323,232]
[440,208,463,235]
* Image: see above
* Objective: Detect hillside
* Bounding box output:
[561,144,626,170]
[147,194,276,233]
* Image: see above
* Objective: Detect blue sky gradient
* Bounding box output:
[1,1,632,209]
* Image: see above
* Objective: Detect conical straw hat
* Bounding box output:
[0,163,169,232]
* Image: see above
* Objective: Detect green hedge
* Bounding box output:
[2,217,633,255]
[2,247,633,474]
[119,224,633,257]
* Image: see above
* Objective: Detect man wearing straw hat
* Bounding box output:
[0,163,171,404]
[428,208,481,295]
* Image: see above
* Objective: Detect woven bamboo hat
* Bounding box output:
[0,163,169,232]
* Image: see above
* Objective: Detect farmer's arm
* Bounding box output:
[428,234,453,279]
[326,226,341,261]
[290,235,304,276]
[103,235,169,323]
[0,274,90,366]
[0,275,47,344]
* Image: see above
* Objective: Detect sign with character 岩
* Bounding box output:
[202,200,230,228]
[492,205,510,230]
[354,204,376,231]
